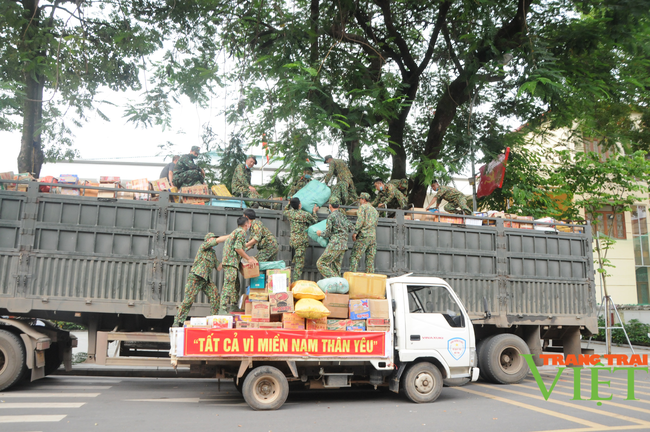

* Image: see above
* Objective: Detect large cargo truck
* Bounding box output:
[0,181,597,390]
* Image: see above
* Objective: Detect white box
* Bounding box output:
[206,315,233,329]
[189,317,208,326]
[465,218,483,226]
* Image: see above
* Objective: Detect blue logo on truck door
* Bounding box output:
[448,338,466,360]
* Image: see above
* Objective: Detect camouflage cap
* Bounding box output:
[323,155,333,162]
[359,192,371,201]
[329,197,340,205]
[191,146,200,153]
[204,232,216,241]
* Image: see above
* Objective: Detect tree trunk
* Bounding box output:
[388,120,407,180]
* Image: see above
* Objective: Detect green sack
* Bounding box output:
[317,277,350,294]
[259,261,287,271]
[308,219,329,248]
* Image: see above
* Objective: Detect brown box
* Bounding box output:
[412,208,438,222]
[270,292,294,314]
[367,318,390,326]
[369,299,389,319]
[117,191,134,200]
[249,291,269,302]
[282,313,305,330]
[237,321,259,329]
[151,178,172,192]
[181,184,209,203]
[439,215,464,224]
[322,293,349,319]
[306,318,327,330]
[258,322,283,329]
[367,325,390,332]
[98,182,119,198]
[82,181,101,197]
[266,269,291,293]
[100,176,121,183]
[251,302,270,322]
[327,319,352,331]
[244,300,252,315]
[240,259,260,279]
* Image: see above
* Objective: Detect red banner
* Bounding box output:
[183,329,386,357]
[477,147,510,198]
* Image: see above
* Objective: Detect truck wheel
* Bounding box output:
[402,362,443,403]
[479,334,530,384]
[476,336,493,381]
[0,330,27,391]
[242,366,289,410]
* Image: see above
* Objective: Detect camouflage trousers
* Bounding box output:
[349,237,376,274]
[256,241,279,262]
[219,265,241,312]
[173,273,219,326]
[291,242,308,282]
[317,246,346,279]
[173,171,204,189]
[234,188,263,208]
[330,182,358,206]
[444,197,472,215]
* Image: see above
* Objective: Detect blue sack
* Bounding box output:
[259,261,286,271]
[293,180,331,213]
[317,277,349,294]
[209,199,247,209]
[308,220,328,248]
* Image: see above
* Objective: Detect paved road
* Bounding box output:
[2,365,650,432]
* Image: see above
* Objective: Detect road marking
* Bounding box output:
[0,393,99,398]
[0,415,66,423]
[31,385,112,390]
[127,398,202,403]
[533,425,650,432]
[475,383,650,426]
[0,403,85,409]
[454,387,604,428]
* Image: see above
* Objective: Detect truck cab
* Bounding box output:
[388,276,479,402]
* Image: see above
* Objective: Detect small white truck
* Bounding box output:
[170,275,479,410]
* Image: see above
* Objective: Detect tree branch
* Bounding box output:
[442,21,463,75]
[374,0,418,73]
[417,1,451,75]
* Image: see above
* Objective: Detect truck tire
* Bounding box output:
[0,330,27,391]
[479,334,530,384]
[402,362,443,403]
[242,366,289,410]
[476,336,493,381]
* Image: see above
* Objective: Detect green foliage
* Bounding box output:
[593,317,650,347]
[214,131,247,190]
[51,321,86,331]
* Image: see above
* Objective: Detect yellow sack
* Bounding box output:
[291,280,325,300]
[294,298,331,320]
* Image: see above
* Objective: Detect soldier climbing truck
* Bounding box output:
[0,180,597,392]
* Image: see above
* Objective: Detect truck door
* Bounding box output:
[399,284,472,372]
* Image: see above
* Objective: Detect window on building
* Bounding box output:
[588,208,627,240]
[584,139,616,161]
[632,206,650,304]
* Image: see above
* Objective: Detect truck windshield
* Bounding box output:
[407,285,465,328]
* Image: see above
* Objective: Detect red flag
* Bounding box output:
[262,134,270,163]
[476,147,510,198]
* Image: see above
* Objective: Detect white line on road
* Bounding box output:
[0,393,99,398]
[0,415,66,423]
[0,403,85,409]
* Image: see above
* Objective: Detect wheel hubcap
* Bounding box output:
[414,372,434,395]
[255,377,279,402]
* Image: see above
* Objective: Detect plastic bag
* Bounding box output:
[291,280,325,300]
[317,277,350,294]
[259,261,287,271]
[308,220,328,248]
[293,179,331,213]
[294,298,331,319]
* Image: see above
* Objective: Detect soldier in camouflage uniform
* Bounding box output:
[284,197,319,282]
[427,180,472,215]
[231,155,261,207]
[316,198,354,278]
[372,179,409,217]
[219,217,256,313]
[243,208,279,262]
[389,178,409,195]
[350,192,379,274]
[173,146,205,189]
[173,232,230,326]
[322,155,358,205]
[289,167,313,197]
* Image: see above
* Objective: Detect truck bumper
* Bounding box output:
[471,367,480,382]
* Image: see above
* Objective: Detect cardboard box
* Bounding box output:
[181,184,209,203]
[211,184,232,197]
[327,319,352,331]
[100,176,121,183]
[367,318,390,327]
[269,292,294,314]
[258,322,283,329]
[117,191,134,200]
[206,315,233,329]
[250,274,266,289]
[251,302,270,322]
[306,318,327,330]
[282,313,305,330]
[240,259,260,279]
[249,291,269,302]
[0,171,15,190]
[349,299,371,320]
[189,317,208,327]
[244,300,252,315]
[60,187,81,196]
[237,321,259,329]
[266,269,290,293]
[151,177,172,192]
[412,208,438,222]
[58,174,79,184]
[345,272,387,299]
[439,215,464,224]
[367,325,390,332]
[322,293,349,319]
[346,320,366,331]
[369,299,389,319]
